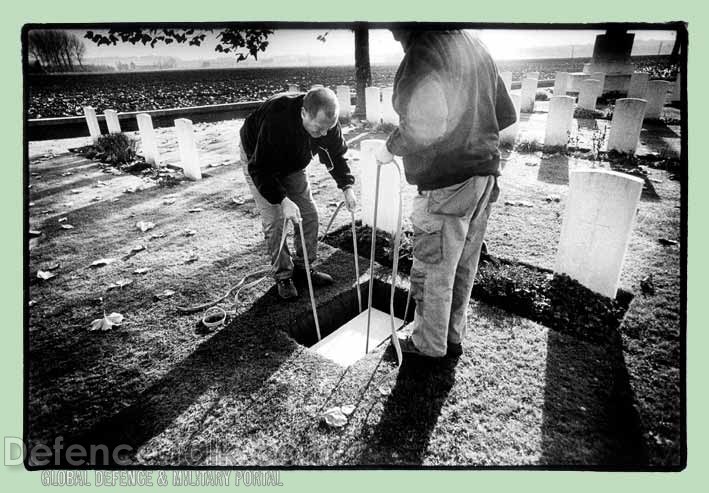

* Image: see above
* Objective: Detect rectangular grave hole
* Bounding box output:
[322,223,635,346]
[289,278,415,349]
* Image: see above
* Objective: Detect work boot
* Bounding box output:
[446,342,463,358]
[276,278,298,300]
[293,265,334,287]
[396,335,444,360]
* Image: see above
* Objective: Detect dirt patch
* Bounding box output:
[322,223,633,346]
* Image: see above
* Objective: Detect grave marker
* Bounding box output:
[578,79,602,110]
[336,85,352,118]
[359,139,400,235]
[365,86,382,124]
[381,87,399,125]
[607,98,647,154]
[136,113,161,168]
[627,72,650,99]
[501,71,513,91]
[553,72,569,96]
[82,106,101,142]
[104,109,121,134]
[644,80,671,120]
[499,93,520,147]
[544,96,575,148]
[555,169,644,298]
[174,118,202,180]
[520,78,538,113]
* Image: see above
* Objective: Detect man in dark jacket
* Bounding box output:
[239,87,357,300]
[376,29,517,358]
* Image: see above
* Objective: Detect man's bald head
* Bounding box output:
[303,87,339,121]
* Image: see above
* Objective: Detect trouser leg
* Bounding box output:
[447,183,495,344]
[282,169,319,269]
[409,175,497,357]
[240,161,294,280]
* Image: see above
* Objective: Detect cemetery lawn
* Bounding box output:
[26,120,682,467]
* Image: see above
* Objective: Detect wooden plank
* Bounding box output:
[311,308,404,367]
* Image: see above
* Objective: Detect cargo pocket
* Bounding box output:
[412,214,443,264]
[410,266,426,311]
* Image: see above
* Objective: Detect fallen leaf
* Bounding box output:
[61,172,73,177]
[184,230,196,237]
[90,258,116,268]
[89,312,124,331]
[322,407,347,428]
[61,224,75,230]
[148,233,166,240]
[70,189,81,194]
[130,245,146,253]
[107,279,133,291]
[154,289,175,300]
[28,300,36,307]
[29,230,42,237]
[124,187,137,194]
[184,255,199,264]
[378,385,392,396]
[58,217,68,223]
[29,202,35,207]
[96,181,108,187]
[37,270,56,280]
[136,221,156,232]
[232,197,245,206]
[163,198,176,205]
[340,404,355,416]
[42,262,61,271]
[91,196,101,202]
[133,268,149,275]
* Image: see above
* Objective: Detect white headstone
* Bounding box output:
[607,99,647,155]
[136,113,161,168]
[288,84,299,92]
[553,72,569,96]
[500,71,513,91]
[336,85,352,118]
[359,140,400,235]
[310,84,324,89]
[82,106,101,142]
[627,73,649,99]
[592,72,606,96]
[578,79,602,111]
[670,74,681,103]
[520,78,538,113]
[174,118,202,181]
[527,71,540,80]
[104,109,121,134]
[644,80,672,120]
[365,86,382,124]
[554,169,644,298]
[544,96,575,148]
[381,87,399,125]
[499,93,520,147]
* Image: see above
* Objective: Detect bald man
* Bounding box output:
[240,87,357,300]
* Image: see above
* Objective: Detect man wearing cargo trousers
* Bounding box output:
[240,87,357,300]
[376,29,517,358]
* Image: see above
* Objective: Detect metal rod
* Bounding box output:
[366,163,382,355]
[297,219,321,342]
[351,211,362,313]
[388,160,404,366]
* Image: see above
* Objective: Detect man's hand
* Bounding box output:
[375,144,394,165]
[281,197,302,223]
[343,187,357,212]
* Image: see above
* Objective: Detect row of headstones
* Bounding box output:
[288,83,398,125]
[83,106,202,180]
[499,72,679,154]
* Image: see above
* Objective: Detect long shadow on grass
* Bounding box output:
[540,329,648,468]
[40,290,303,467]
[357,356,458,465]
[537,155,569,186]
[29,248,360,467]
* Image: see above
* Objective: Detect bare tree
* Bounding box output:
[28,29,87,72]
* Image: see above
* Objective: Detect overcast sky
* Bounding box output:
[72,28,677,62]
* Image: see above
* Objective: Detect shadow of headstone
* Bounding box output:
[537,154,570,185]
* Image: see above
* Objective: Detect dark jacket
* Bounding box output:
[239,93,355,204]
[386,30,517,190]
